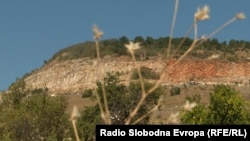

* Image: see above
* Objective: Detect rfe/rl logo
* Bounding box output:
[210,129,244,136]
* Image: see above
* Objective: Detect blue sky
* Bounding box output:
[0,0,249,91]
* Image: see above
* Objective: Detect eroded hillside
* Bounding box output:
[25,55,250,95]
[24,37,250,95]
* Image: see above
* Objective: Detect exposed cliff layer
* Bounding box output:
[25,56,250,94]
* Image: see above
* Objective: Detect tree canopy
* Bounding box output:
[181,85,250,124]
[48,36,250,62]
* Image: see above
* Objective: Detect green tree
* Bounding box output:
[208,85,250,124]
[0,79,71,141]
[170,86,181,96]
[181,94,209,124]
[145,36,154,45]
[77,106,102,141]
[0,94,70,141]
[77,72,163,140]
[181,85,250,124]
[111,36,129,55]
[0,93,70,141]
[119,36,129,45]
[96,72,162,124]
[2,78,26,108]
[134,36,144,44]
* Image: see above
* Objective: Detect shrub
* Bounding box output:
[170,86,181,96]
[77,73,163,139]
[181,85,250,124]
[82,89,93,98]
[0,94,70,140]
[130,66,160,80]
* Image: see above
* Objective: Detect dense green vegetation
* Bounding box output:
[2,72,250,140]
[77,72,163,140]
[0,79,72,140]
[181,85,250,124]
[48,36,250,63]
[0,73,163,140]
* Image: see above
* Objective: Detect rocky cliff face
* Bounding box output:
[25,56,250,95]
[164,59,250,85]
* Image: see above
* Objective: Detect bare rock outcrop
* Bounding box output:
[25,57,250,94]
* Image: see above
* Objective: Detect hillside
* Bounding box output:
[19,37,250,121]
[25,56,250,95]
[23,37,250,95]
[2,36,250,134]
